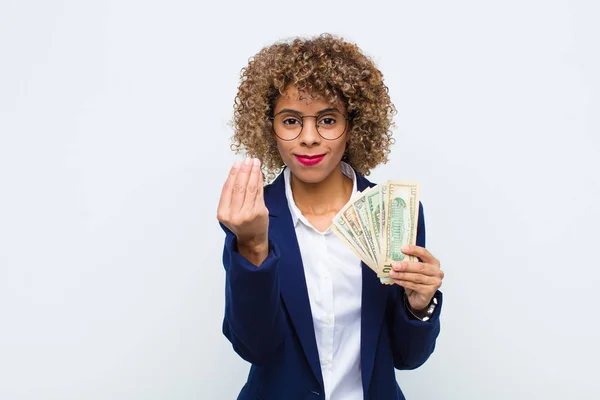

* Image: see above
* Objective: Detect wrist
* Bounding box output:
[237,237,269,266]
[408,303,429,319]
[404,293,438,322]
[237,236,268,253]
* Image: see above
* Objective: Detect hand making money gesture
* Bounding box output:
[217,158,269,266]
[389,245,444,313]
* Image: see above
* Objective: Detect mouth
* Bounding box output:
[294,153,326,166]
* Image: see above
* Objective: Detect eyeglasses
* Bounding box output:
[269,108,351,141]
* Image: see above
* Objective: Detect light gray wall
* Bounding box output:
[1,0,598,399]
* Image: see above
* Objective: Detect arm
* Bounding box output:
[217,158,286,366]
[221,225,286,366]
[387,202,444,369]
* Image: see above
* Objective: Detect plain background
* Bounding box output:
[1,0,599,399]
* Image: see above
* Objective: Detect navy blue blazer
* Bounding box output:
[220,170,443,400]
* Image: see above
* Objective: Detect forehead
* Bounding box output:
[274,85,343,112]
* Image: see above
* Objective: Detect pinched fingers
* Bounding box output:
[242,158,263,211]
[217,160,241,214]
[230,158,255,211]
[254,159,265,207]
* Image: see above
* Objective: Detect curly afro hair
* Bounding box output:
[231,33,397,182]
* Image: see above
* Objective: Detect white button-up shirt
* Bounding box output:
[284,162,363,400]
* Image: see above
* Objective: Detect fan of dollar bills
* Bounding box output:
[331,181,420,285]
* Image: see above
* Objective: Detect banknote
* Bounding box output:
[352,191,379,267]
[332,215,376,271]
[342,204,376,266]
[331,180,420,285]
[378,181,420,278]
[364,186,381,255]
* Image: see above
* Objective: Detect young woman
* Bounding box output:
[217,34,444,400]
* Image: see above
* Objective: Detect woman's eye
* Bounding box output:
[319,117,336,125]
[283,118,301,125]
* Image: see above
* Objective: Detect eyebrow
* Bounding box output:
[276,107,341,115]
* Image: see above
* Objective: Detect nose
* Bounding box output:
[298,117,321,146]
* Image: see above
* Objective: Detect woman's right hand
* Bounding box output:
[217,158,269,266]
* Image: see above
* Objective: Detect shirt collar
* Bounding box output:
[284,161,358,229]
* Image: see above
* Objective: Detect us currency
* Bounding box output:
[378,181,420,279]
[332,215,376,272]
[379,184,387,277]
[352,190,379,266]
[363,186,394,284]
[364,185,382,258]
[342,204,376,267]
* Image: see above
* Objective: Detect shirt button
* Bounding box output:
[325,316,333,325]
[323,274,329,280]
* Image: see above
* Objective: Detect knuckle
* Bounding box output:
[247,184,258,194]
[241,163,252,173]
[233,183,244,193]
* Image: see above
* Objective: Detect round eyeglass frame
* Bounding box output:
[268,109,352,141]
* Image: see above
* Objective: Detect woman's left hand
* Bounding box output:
[389,245,444,313]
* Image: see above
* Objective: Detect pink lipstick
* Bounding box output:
[295,154,326,166]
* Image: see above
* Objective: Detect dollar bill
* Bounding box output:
[352,191,379,267]
[378,181,420,279]
[332,215,376,272]
[330,180,420,285]
[364,185,382,259]
[363,185,394,284]
[342,204,376,267]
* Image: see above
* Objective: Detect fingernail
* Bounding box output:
[401,245,410,252]
[244,158,252,165]
[253,158,260,166]
[233,160,242,168]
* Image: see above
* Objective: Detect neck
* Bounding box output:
[290,164,353,217]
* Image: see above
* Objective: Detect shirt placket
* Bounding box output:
[319,233,335,397]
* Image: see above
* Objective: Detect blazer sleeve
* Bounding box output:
[220,223,286,366]
[387,201,443,370]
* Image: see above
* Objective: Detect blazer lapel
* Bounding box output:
[264,172,324,389]
[264,170,387,393]
[356,174,389,394]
